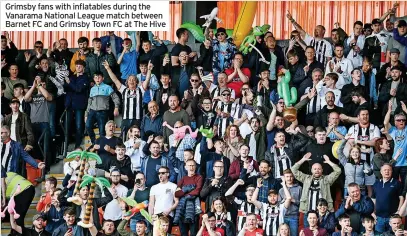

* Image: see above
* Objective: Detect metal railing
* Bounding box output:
[59,109,68,157]
[36,128,48,183]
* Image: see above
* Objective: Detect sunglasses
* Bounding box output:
[158,172,168,175]
[216,32,226,36]
[190,80,200,82]
[307,130,314,133]
[278,101,284,104]
[396,119,406,122]
[35,45,43,48]
[222,94,231,97]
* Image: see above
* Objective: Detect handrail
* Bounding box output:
[36,128,47,183]
[59,109,68,157]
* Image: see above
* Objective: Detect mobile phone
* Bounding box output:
[106,42,111,47]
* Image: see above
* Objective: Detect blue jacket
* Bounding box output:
[140,154,176,185]
[140,113,163,141]
[6,140,38,175]
[44,205,64,233]
[100,34,124,57]
[335,195,375,233]
[199,137,230,179]
[63,74,88,110]
[52,223,84,236]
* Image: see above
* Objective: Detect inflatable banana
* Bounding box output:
[232,1,258,47]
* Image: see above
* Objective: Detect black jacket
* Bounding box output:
[340,83,365,116]
[314,105,345,128]
[378,79,407,116]
[1,42,18,77]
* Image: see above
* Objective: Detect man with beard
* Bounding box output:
[299,210,328,236]
[27,41,48,83]
[70,37,90,74]
[154,74,176,115]
[50,38,74,71]
[207,72,235,108]
[10,213,51,236]
[384,101,407,189]
[314,91,344,128]
[241,160,282,203]
[287,12,332,66]
[106,143,135,188]
[265,127,309,181]
[103,168,129,227]
[141,141,171,187]
[377,48,407,85]
[117,36,140,82]
[330,25,348,52]
[364,19,391,70]
[266,102,293,149]
[243,116,267,162]
[162,95,190,143]
[126,172,150,232]
[255,68,274,109]
[324,44,353,89]
[85,38,116,84]
[316,73,343,109]
[1,64,28,100]
[346,109,380,196]
[1,32,18,77]
[301,68,322,126]
[378,66,407,119]
[200,160,233,213]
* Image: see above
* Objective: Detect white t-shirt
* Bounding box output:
[104,184,129,221]
[10,113,18,141]
[150,181,177,216]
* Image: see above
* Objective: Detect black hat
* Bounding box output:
[371,18,381,25]
[398,20,407,27]
[216,28,228,37]
[10,97,20,104]
[391,66,402,71]
[390,48,400,54]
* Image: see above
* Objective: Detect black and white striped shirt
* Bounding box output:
[270,145,292,179]
[1,141,12,172]
[119,85,144,120]
[304,86,321,114]
[234,198,261,232]
[215,102,240,137]
[210,85,235,109]
[308,179,322,211]
[262,202,286,236]
[304,34,332,66]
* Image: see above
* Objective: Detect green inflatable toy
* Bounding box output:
[239,24,270,55]
[199,126,214,139]
[180,22,236,43]
[277,70,297,107]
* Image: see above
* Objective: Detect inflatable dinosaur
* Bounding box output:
[1,184,21,219]
[239,24,270,54]
[199,126,214,139]
[180,22,234,43]
[121,197,152,223]
[162,121,198,139]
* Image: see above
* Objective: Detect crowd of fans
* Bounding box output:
[1,5,407,236]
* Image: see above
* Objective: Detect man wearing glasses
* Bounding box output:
[384,101,407,189]
[103,168,129,228]
[149,166,178,232]
[215,88,240,138]
[208,27,237,80]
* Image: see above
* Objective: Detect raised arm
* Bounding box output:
[103,60,122,90]
[251,179,264,209]
[142,61,153,91]
[225,179,245,197]
[266,103,277,131]
[24,78,38,102]
[286,10,307,39]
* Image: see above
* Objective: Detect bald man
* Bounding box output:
[291,153,341,226]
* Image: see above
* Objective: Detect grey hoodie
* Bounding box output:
[278,183,302,217]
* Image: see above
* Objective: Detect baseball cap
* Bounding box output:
[32,214,44,221]
[10,98,20,104]
[390,48,400,54]
[220,88,231,95]
[398,20,407,27]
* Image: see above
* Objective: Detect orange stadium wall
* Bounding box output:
[5,1,407,50]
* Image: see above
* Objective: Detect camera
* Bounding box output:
[350,42,356,47]
[135,179,141,184]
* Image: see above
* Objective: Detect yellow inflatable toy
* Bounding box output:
[232,1,258,47]
[332,140,342,159]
